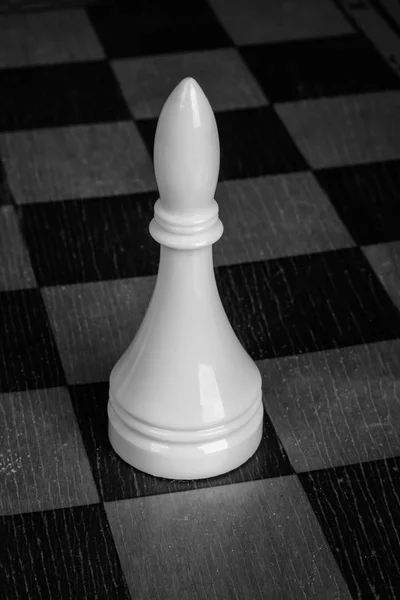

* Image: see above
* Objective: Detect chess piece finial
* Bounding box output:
[149,78,223,251]
[154,77,219,213]
[108,78,263,479]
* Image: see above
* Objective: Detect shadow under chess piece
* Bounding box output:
[108,77,263,479]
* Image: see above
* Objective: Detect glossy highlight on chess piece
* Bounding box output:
[108,78,263,479]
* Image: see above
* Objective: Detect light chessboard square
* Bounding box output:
[42,278,155,385]
[0,123,157,204]
[112,48,268,119]
[276,92,400,169]
[0,10,105,68]
[214,172,355,266]
[105,477,351,600]
[0,205,36,290]
[0,387,99,516]
[261,340,400,472]
[363,241,400,311]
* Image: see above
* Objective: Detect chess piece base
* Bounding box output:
[108,391,263,480]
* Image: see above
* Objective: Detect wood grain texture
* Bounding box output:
[105,477,352,600]
[1,1,400,598]
[208,0,353,45]
[43,277,156,385]
[276,92,400,169]
[260,340,400,471]
[0,9,104,67]
[1,503,131,600]
[0,387,99,515]
[214,172,355,266]
[364,241,400,309]
[112,48,267,120]
[0,205,36,290]
[0,123,156,204]
[301,457,400,600]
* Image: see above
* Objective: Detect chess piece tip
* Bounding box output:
[154,77,220,214]
[175,75,199,89]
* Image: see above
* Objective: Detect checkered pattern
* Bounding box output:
[1,1,400,599]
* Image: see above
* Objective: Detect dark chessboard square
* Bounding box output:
[214,247,400,361]
[0,157,13,205]
[21,193,159,286]
[241,34,400,103]
[299,458,400,600]
[217,107,309,179]
[0,289,65,393]
[208,0,352,46]
[87,0,232,59]
[315,160,400,246]
[138,106,308,181]
[69,382,293,503]
[0,504,131,600]
[0,62,130,132]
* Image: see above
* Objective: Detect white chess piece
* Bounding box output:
[108,78,263,479]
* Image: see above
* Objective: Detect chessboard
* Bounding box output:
[1,1,400,599]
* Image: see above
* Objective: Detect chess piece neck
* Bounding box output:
[150,199,223,249]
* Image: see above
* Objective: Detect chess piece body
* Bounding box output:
[108,78,263,479]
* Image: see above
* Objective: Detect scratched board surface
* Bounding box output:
[0,0,400,598]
